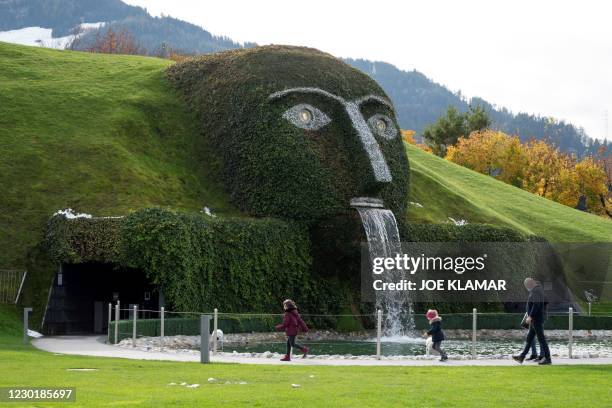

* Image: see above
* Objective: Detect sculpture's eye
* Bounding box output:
[283,104,331,130]
[368,114,398,140]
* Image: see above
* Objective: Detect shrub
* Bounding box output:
[399,222,528,242]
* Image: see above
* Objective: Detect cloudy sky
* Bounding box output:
[125,0,612,140]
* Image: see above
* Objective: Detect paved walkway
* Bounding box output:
[32,336,612,366]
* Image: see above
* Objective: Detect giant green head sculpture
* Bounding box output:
[168,45,409,221]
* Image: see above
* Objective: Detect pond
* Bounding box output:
[223,337,612,357]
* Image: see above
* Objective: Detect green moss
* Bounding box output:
[44,209,350,316]
[167,45,410,222]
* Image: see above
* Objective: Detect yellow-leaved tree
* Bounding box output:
[574,158,610,216]
[445,130,526,187]
[445,130,611,218]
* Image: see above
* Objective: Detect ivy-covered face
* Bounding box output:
[168,45,409,222]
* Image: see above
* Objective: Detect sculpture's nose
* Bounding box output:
[344,102,392,183]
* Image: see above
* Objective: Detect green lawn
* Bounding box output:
[1,305,611,407]
[406,144,612,242]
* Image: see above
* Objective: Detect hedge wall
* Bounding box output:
[43,208,541,321]
[44,208,348,316]
[399,223,529,242]
[45,216,122,264]
[167,45,410,222]
[119,208,313,313]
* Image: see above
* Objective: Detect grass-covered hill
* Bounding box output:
[1,42,610,269]
[407,144,612,242]
[0,41,233,268]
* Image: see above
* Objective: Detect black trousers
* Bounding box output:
[521,319,550,360]
[528,336,539,357]
[286,335,305,355]
[432,341,447,358]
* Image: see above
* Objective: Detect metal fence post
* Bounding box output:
[213,308,218,355]
[114,303,119,345]
[472,308,477,359]
[588,302,591,316]
[200,315,210,364]
[132,305,138,347]
[376,309,382,360]
[568,307,573,359]
[160,306,165,351]
[23,307,32,345]
[107,303,112,343]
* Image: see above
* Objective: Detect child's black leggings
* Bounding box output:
[286,335,305,355]
[433,341,447,358]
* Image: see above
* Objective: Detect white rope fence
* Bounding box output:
[105,305,588,361]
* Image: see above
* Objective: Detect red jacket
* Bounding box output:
[275,309,308,336]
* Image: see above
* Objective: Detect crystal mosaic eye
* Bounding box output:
[299,108,313,124]
[368,114,397,140]
[283,104,331,130]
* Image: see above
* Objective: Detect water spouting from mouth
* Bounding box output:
[352,197,414,337]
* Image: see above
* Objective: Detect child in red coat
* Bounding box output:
[275,299,309,361]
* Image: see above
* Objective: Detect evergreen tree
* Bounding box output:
[423,105,491,156]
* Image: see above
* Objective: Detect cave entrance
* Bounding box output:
[43,263,159,335]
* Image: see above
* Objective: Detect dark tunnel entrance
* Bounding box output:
[43,263,159,335]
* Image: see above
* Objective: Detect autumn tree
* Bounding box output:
[86,28,145,55]
[522,140,566,197]
[401,129,416,144]
[446,130,611,217]
[446,130,526,186]
[574,158,610,216]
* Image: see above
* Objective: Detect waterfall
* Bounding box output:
[352,198,414,337]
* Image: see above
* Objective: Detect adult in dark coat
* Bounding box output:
[513,278,552,365]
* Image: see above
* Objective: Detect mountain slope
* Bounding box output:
[346,59,597,156]
[406,143,612,242]
[0,0,249,54]
[0,0,146,36]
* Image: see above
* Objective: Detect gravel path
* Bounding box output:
[32,336,612,366]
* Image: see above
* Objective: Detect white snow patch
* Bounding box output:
[0,22,105,49]
[79,22,106,30]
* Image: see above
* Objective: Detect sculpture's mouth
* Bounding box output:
[350,197,384,209]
